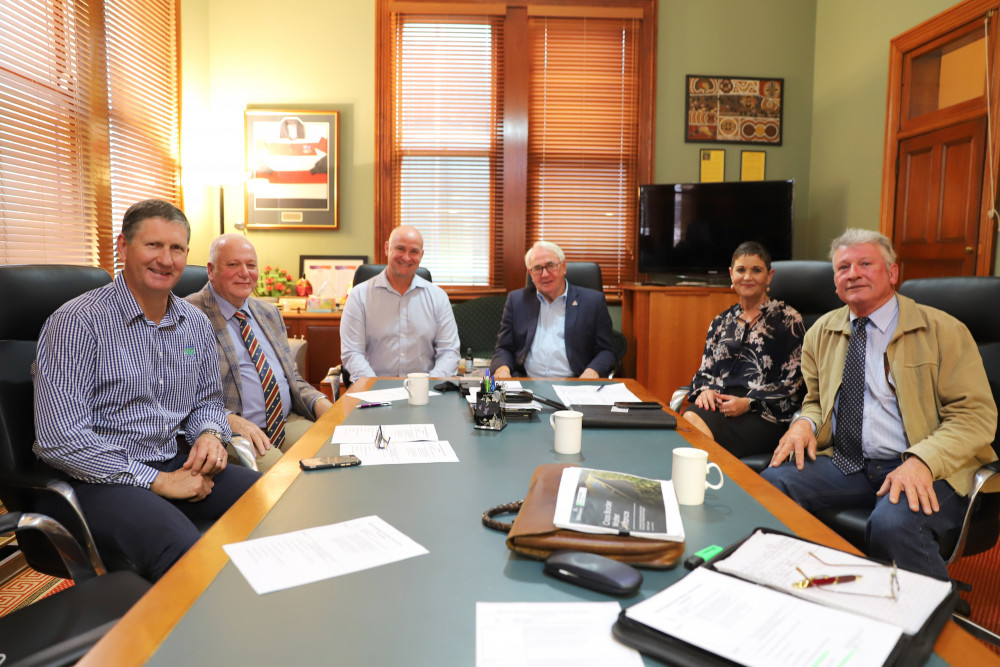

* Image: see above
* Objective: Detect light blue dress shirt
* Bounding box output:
[340,270,460,378]
[209,284,293,427]
[833,295,908,459]
[33,274,230,488]
[524,280,573,378]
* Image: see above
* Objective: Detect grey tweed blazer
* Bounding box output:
[185,285,324,421]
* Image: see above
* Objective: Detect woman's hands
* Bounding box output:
[694,389,752,418]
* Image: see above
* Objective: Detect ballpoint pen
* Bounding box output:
[793,567,861,589]
[358,402,392,408]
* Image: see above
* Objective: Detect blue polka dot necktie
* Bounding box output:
[833,316,869,474]
[234,310,287,450]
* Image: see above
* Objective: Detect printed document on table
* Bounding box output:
[552,383,641,406]
[477,601,642,667]
[624,567,900,667]
[346,387,441,403]
[330,423,439,444]
[340,440,459,465]
[223,515,428,595]
[712,530,950,635]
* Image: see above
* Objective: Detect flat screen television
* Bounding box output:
[637,179,794,278]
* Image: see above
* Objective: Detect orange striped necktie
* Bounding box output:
[234,310,286,450]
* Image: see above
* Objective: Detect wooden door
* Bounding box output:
[893,117,986,281]
[879,0,1000,277]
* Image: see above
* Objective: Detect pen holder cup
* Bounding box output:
[474,389,507,431]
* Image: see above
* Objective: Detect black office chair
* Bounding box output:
[172,264,209,298]
[0,510,151,666]
[353,263,432,286]
[767,260,842,329]
[340,264,433,388]
[524,260,603,292]
[0,265,115,580]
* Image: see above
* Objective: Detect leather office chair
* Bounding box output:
[524,260,603,292]
[807,277,1000,645]
[451,295,507,361]
[353,263,432,286]
[0,510,151,666]
[0,265,114,580]
[670,260,841,466]
[341,264,433,389]
[172,264,209,298]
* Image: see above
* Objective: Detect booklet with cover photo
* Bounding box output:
[552,467,685,542]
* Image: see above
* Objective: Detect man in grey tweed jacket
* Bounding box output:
[186,234,332,471]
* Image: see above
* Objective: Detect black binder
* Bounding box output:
[575,405,677,429]
[612,528,958,667]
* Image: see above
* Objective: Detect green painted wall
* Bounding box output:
[181,0,975,271]
[654,0,817,259]
[807,0,957,259]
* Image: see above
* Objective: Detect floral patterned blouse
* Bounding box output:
[687,298,805,423]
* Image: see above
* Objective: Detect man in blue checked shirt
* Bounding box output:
[32,199,260,582]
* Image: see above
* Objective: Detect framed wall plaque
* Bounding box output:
[245,109,340,229]
[299,255,366,302]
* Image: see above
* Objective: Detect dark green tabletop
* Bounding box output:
[143,380,952,666]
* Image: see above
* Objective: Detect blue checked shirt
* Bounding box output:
[32,274,231,488]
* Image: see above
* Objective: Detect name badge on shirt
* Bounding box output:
[183,347,195,357]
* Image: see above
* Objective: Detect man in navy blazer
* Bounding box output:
[491,241,616,378]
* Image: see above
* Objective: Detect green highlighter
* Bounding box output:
[683,544,724,570]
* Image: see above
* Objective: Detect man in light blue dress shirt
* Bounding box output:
[33,200,260,581]
[341,225,460,379]
[492,241,616,379]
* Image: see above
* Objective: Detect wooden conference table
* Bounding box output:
[82,378,993,666]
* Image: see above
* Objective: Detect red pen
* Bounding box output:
[793,568,861,589]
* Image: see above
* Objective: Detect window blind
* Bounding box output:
[0,0,180,272]
[526,16,639,289]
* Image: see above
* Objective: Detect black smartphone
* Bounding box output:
[613,401,663,409]
[299,455,362,470]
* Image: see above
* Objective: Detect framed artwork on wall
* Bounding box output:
[299,255,366,302]
[245,109,340,229]
[685,75,783,145]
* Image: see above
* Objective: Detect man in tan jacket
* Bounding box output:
[762,229,997,579]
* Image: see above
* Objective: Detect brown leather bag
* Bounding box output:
[503,463,684,569]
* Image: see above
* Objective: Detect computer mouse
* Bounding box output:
[544,550,643,596]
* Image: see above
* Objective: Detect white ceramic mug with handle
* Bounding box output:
[671,447,724,505]
[549,410,583,454]
[403,372,430,406]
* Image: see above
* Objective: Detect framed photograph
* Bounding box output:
[740,150,766,181]
[245,109,340,229]
[699,149,725,183]
[685,75,783,145]
[299,255,367,302]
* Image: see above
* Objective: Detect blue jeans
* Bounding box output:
[761,456,965,580]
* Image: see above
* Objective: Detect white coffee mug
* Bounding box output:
[671,447,724,506]
[403,372,430,406]
[549,410,583,454]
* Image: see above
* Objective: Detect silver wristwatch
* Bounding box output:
[200,428,231,446]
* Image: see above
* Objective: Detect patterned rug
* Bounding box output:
[948,543,1000,656]
[0,567,72,617]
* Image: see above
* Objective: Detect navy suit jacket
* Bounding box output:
[490,283,616,377]
[186,285,324,422]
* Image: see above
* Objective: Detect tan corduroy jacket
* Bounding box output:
[800,294,997,495]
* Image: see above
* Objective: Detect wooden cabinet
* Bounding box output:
[621,285,735,404]
[281,310,342,389]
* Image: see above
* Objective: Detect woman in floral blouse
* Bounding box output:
[682,241,805,457]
